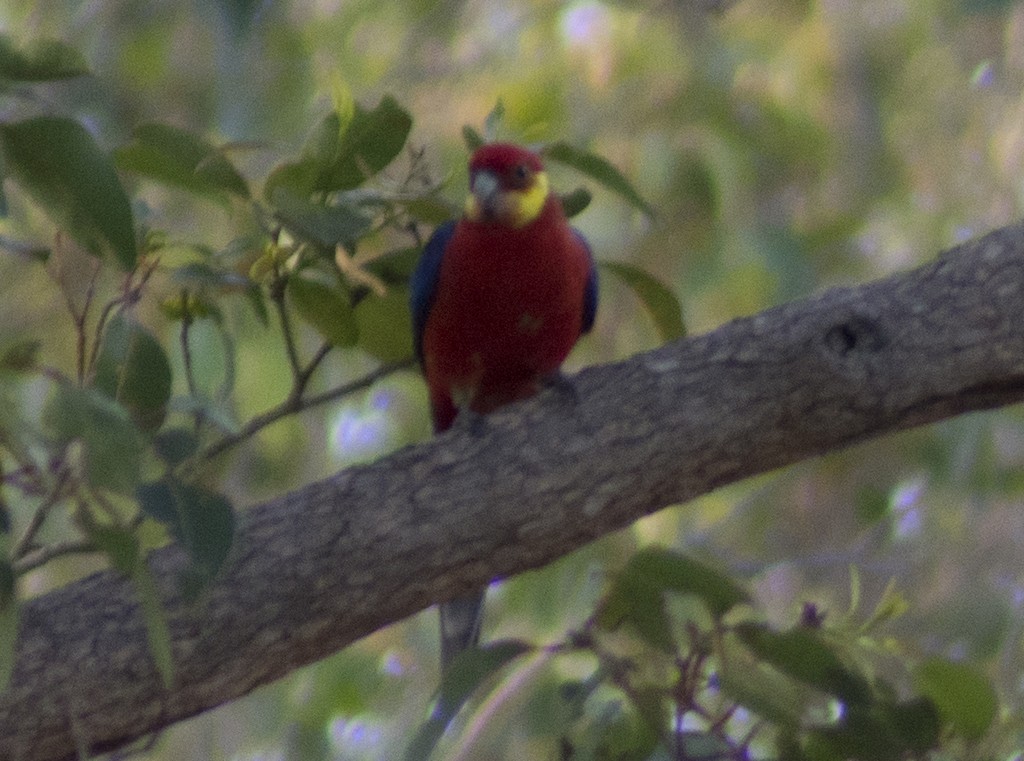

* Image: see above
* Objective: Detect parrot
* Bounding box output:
[410,142,598,671]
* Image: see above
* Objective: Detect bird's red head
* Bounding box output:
[464,143,551,228]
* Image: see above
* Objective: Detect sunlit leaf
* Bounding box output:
[543,141,654,217]
[329,75,356,138]
[914,656,997,740]
[626,547,748,618]
[355,288,413,362]
[287,273,358,347]
[133,561,174,687]
[115,123,249,199]
[0,117,137,269]
[45,383,142,493]
[93,313,172,433]
[718,633,810,728]
[404,640,532,761]
[601,262,685,343]
[322,95,412,191]
[0,35,88,82]
[83,519,140,576]
[735,623,872,705]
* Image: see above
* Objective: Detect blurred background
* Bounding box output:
[3,0,1024,758]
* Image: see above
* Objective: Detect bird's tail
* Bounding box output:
[439,590,486,672]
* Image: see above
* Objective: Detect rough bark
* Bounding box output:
[6,222,1024,761]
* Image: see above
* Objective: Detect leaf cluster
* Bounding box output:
[413,549,1002,761]
[0,36,670,701]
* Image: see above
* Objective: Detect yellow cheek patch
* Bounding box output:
[510,171,549,228]
[464,172,550,228]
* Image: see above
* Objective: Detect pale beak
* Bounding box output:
[470,170,501,220]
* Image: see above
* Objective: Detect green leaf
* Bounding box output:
[0,592,17,692]
[600,262,686,343]
[321,95,412,192]
[462,125,485,152]
[287,273,358,347]
[153,428,199,466]
[404,640,532,761]
[355,288,413,361]
[596,567,675,652]
[271,188,372,249]
[177,484,234,580]
[483,100,505,142]
[92,313,173,432]
[0,35,88,82]
[543,141,654,217]
[133,561,174,687]
[45,383,142,493]
[0,117,137,269]
[0,561,13,612]
[83,520,140,576]
[718,633,814,728]
[264,158,320,201]
[914,656,998,740]
[560,187,592,218]
[115,123,249,199]
[301,110,342,165]
[136,477,235,583]
[625,547,749,618]
[735,623,872,705]
[0,340,41,372]
[806,699,940,761]
[401,196,459,226]
[136,479,178,526]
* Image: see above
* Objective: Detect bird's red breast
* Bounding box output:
[420,191,593,430]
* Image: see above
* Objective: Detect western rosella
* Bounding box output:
[410,142,598,670]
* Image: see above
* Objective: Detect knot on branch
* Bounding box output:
[823,316,887,356]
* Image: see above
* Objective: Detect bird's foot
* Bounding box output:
[452,406,488,437]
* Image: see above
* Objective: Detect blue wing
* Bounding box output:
[410,221,457,365]
[573,228,598,334]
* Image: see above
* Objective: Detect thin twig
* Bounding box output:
[11,468,70,561]
[294,341,332,398]
[269,266,303,380]
[195,358,415,462]
[13,538,98,575]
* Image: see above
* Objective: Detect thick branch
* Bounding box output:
[7,222,1024,761]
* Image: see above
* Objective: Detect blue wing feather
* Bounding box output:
[410,221,457,365]
[573,228,598,335]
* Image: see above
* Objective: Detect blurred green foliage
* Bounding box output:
[1,0,1024,759]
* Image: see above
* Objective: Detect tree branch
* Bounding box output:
[7,221,1024,761]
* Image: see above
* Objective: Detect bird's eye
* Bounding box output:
[513,163,531,183]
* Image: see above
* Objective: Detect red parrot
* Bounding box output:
[410,142,598,670]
